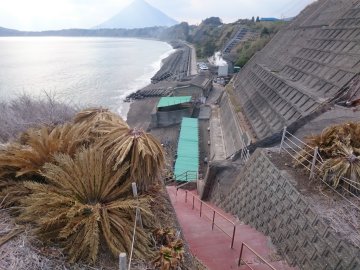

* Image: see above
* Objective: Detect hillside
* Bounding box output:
[95,0,177,29]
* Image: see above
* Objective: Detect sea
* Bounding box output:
[0,37,174,118]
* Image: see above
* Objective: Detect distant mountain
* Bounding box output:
[95,0,177,29]
[0,27,20,35]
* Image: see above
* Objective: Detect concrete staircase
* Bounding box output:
[223,27,257,54]
[167,186,296,270]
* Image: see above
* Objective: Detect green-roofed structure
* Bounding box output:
[150,96,194,128]
[157,96,192,108]
[174,117,199,182]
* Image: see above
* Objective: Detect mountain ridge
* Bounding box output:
[94,0,177,29]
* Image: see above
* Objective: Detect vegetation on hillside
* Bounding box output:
[296,122,360,193]
[185,17,286,61]
[234,21,285,67]
[0,106,187,267]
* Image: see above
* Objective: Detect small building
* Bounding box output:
[218,63,229,76]
[150,96,194,128]
[173,74,213,99]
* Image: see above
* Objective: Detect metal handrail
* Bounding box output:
[174,170,198,181]
[183,190,237,249]
[175,180,197,196]
[237,242,277,270]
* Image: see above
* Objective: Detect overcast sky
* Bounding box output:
[0,0,316,31]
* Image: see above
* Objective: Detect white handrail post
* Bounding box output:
[119,253,127,270]
[279,126,287,153]
[132,182,143,228]
[309,147,319,180]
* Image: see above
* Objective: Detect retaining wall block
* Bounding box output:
[311,234,329,255]
[312,217,328,236]
[347,257,360,270]
[301,239,318,260]
[296,196,308,212]
[323,228,341,248]
[304,207,317,224]
[322,249,341,269]
[299,257,316,270]
[334,241,355,266]
[289,189,301,204]
[302,223,317,240]
[309,253,325,270]
[292,243,306,266]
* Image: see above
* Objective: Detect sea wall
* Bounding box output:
[216,149,360,269]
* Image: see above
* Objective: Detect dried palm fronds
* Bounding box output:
[18,148,154,263]
[99,128,165,191]
[321,142,360,191]
[0,123,91,178]
[73,108,128,128]
[296,122,360,192]
[0,178,32,208]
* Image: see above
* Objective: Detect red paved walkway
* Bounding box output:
[167,186,295,270]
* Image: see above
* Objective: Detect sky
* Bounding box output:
[0,0,316,31]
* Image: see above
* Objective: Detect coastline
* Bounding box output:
[125,40,193,126]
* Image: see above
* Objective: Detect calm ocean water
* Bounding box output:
[0,37,173,118]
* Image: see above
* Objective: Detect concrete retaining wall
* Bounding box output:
[218,149,360,269]
[219,92,248,157]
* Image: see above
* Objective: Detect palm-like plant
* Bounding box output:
[0,124,89,178]
[99,127,165,191]
[18,148,154,263]
[321,142,360,191]
[73,108,128,128]
[296,122,360,192]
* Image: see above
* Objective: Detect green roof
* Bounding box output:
[157,96,192,108]
[174,117,199,181]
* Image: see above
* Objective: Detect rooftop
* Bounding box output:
[157,96,192,108]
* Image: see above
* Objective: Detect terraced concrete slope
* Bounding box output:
[233,0,360,140]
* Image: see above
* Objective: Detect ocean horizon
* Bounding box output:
[0,37,174,119]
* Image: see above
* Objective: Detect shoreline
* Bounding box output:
[125,40,195,125]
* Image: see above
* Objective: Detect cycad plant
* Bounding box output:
[0,107,167,264]
[99,127,165,191]
[321,142,360,191]
[18,148,154,263]
[0,124,87,178]
[296,122,360,192]
[73,108,128,128]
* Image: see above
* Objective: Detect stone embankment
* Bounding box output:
[211,149,360,270]
[151,41,191,83]
[229,0,360,143]
[125,41,193,102]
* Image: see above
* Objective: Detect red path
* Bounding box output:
[167,186,295,270]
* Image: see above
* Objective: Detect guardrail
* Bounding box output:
[182,190,236,249]
[237,242,277,270]
[279,127,360,211]
[175,170,198,182]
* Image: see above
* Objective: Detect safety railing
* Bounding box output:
[237,242,277,270]
[174,170,198,182]
[182,190,236,248]
[279,127,360,211]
